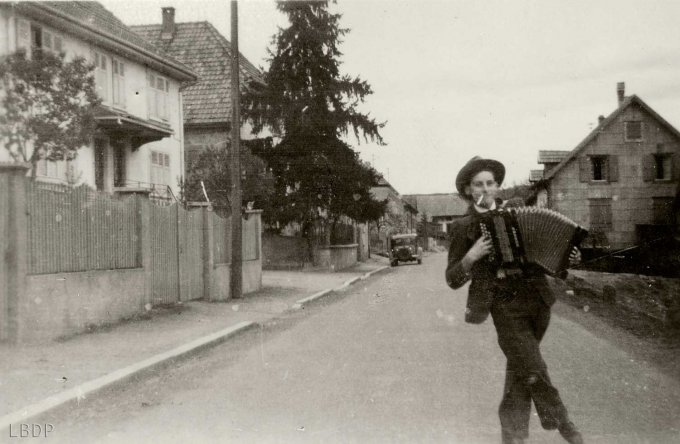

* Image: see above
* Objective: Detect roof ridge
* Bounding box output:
[543,94,680,181]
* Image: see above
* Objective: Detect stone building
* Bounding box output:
[536,82,680,250]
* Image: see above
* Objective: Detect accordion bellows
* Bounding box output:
[478,207,588,277]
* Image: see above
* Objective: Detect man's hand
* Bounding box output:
[465,236,493,264]
[568,247,582,267]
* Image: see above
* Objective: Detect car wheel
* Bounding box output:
[417,259,422,264]
[391,260,398,267]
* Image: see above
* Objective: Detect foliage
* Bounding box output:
[181,138,275,213]
[0,50,100,173]
[497,181,534,203]
[243,0,386,234]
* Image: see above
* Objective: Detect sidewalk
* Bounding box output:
[0,256,390,430]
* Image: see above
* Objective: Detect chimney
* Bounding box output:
[616,82,625,106]
[598,115,605,125]
[161,7,175,41]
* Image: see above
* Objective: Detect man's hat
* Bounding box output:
[455,156,506,197]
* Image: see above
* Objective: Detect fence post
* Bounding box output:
[203,206,214,300]
[136,194,153,307]
[0,163,30,344]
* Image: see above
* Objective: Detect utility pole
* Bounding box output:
[230,0,242,299]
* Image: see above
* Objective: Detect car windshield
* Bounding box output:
[392,238,414,247]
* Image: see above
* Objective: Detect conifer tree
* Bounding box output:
[244,0,387,241]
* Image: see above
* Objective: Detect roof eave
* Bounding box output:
[14,3,197,82]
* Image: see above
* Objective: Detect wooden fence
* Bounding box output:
[27,183,140,274]
[23,182,261,306]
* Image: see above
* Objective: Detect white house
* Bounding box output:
[0,1,197,198]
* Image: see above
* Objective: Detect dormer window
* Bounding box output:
[624,121,643,141]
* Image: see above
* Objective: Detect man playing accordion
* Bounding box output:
[445,156,584,444]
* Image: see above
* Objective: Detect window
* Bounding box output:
[94,51,109,103]
[580,155,618,182]
[150,151,171,186]
[42,29,63,54]
[653,154,672,180]
[625,121,643,141]
[592,156,607,181]
[35,159,74,182]
[112,59,126,108]
[589,199,612,231]
[148,73,169,120]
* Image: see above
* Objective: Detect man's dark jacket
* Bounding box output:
[445,200,556,324]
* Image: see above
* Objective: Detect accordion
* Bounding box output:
[478,207,588,277]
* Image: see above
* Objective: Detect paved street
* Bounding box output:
[27,254,680,444]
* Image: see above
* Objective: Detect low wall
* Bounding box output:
[314,244,358,271]
[208,260,262,302]
[20,268,146,343]
[262,234,308,270]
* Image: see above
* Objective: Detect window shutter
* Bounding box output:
[147,72,155,117]
[54,35,63,53]
[642,154,655,182]
[579,156,591,182]
[43,30,53,51]
[608,155,619,182]
[16,19,31,57]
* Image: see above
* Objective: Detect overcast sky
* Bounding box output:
[100,0,680,195]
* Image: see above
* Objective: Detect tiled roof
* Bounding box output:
[132,21,265,126]
[544,95,680,181]
[537,150,570,164]
[402,194,469,217]
[12,2,194,80]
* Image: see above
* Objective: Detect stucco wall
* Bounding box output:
[0,8,185,194]
[20,269,146,342]
[209,260,262,302]
[314,244,358,271]
[550,103,680,249]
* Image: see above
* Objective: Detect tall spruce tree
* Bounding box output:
[244,0,386,242]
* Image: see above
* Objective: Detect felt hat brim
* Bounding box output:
[455,157,505,198]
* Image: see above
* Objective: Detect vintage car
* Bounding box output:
[389,233,423,267]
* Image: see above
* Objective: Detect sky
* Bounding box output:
[100,0,680,195]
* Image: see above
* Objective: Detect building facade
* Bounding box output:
[540,83,680,250]
[0,1,196,198]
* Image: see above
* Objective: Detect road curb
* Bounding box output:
[0,321,255,432]
[291,265,390,310]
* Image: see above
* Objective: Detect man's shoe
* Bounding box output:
[558,422,584,444]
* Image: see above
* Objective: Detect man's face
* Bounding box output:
[465,170,498,209]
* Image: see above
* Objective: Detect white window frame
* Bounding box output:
[150,150,171,186]
[42,29,64,54]
[147,72,169,121]
[112,58,126,108]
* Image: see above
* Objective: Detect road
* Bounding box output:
[32,254,680,444]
